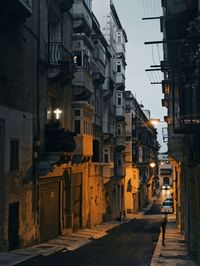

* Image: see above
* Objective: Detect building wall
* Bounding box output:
[0,0,39,250]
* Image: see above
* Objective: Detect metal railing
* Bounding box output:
[48,42,72,65]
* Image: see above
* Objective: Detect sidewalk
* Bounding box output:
[150,216,197,266]
[0,221,122,266]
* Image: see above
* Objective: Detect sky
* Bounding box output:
[112,0,167,152]
[93,0,167,152]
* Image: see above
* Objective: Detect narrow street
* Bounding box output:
[36,218,161,266]
[31,191,174,266]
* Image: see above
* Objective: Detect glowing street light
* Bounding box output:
[149,118,161,126]
[149,162,156,168]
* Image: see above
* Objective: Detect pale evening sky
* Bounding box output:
[93,0,167,152]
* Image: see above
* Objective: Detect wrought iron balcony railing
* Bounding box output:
[48,42,72,65]
[47,42,76,83]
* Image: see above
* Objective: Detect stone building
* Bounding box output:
[124,91,159,210]
[0,0,159,251]
[0,0,40,250]
[161,0,200,263]
[93,0,128,220]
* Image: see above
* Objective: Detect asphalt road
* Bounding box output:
[23,190,173,266]
[36,217,162,266]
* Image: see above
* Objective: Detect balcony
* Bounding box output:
[116,136,126,147]
[47,42,76,84]
[115,166,126,178]
[90,163,102,176]
[103,78,114,99]
[91,60,105,84]
[45,123,76,153]
[116,73,125,90]
[73,134,93,156]
[103,163,114,184]
[116,43,126,56]
[72,68,93,100]
[57,0,74,12]
[116,105,125,119]
[1,0,32,19]
[73,0,92,35]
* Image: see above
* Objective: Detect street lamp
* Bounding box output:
[149,118,161,126]
[149,118,168,145]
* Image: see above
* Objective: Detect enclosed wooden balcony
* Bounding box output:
[116,136,126,147]
[103,163,114,184]
[73,0,92,35]
[116,105,125,119]
[73,134,93,156]
[45,122,76,153]
[116,73,125,89]
[72,68,93,101]
[91,60,105,84]
[115,166,126,178]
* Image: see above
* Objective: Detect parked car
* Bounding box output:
[165,197,173,204]
[161,200,173,213]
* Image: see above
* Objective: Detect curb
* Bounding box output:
[150,232,162,266]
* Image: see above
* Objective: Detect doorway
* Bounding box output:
[8,202,19,250]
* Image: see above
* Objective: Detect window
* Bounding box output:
[117,93,122,106]
[117,124,122,136]
[117,33,122,43]
[117,64,121,73]
[74,120,80,134]
[104,148,110,163]
[92,140,99,162]
[104,154,109,163]
[10,139,19,170]
[74,109,80,116]
[117,157,122,166]
[116,61,122,73]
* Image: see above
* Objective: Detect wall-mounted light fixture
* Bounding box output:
[149,162,156,168]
